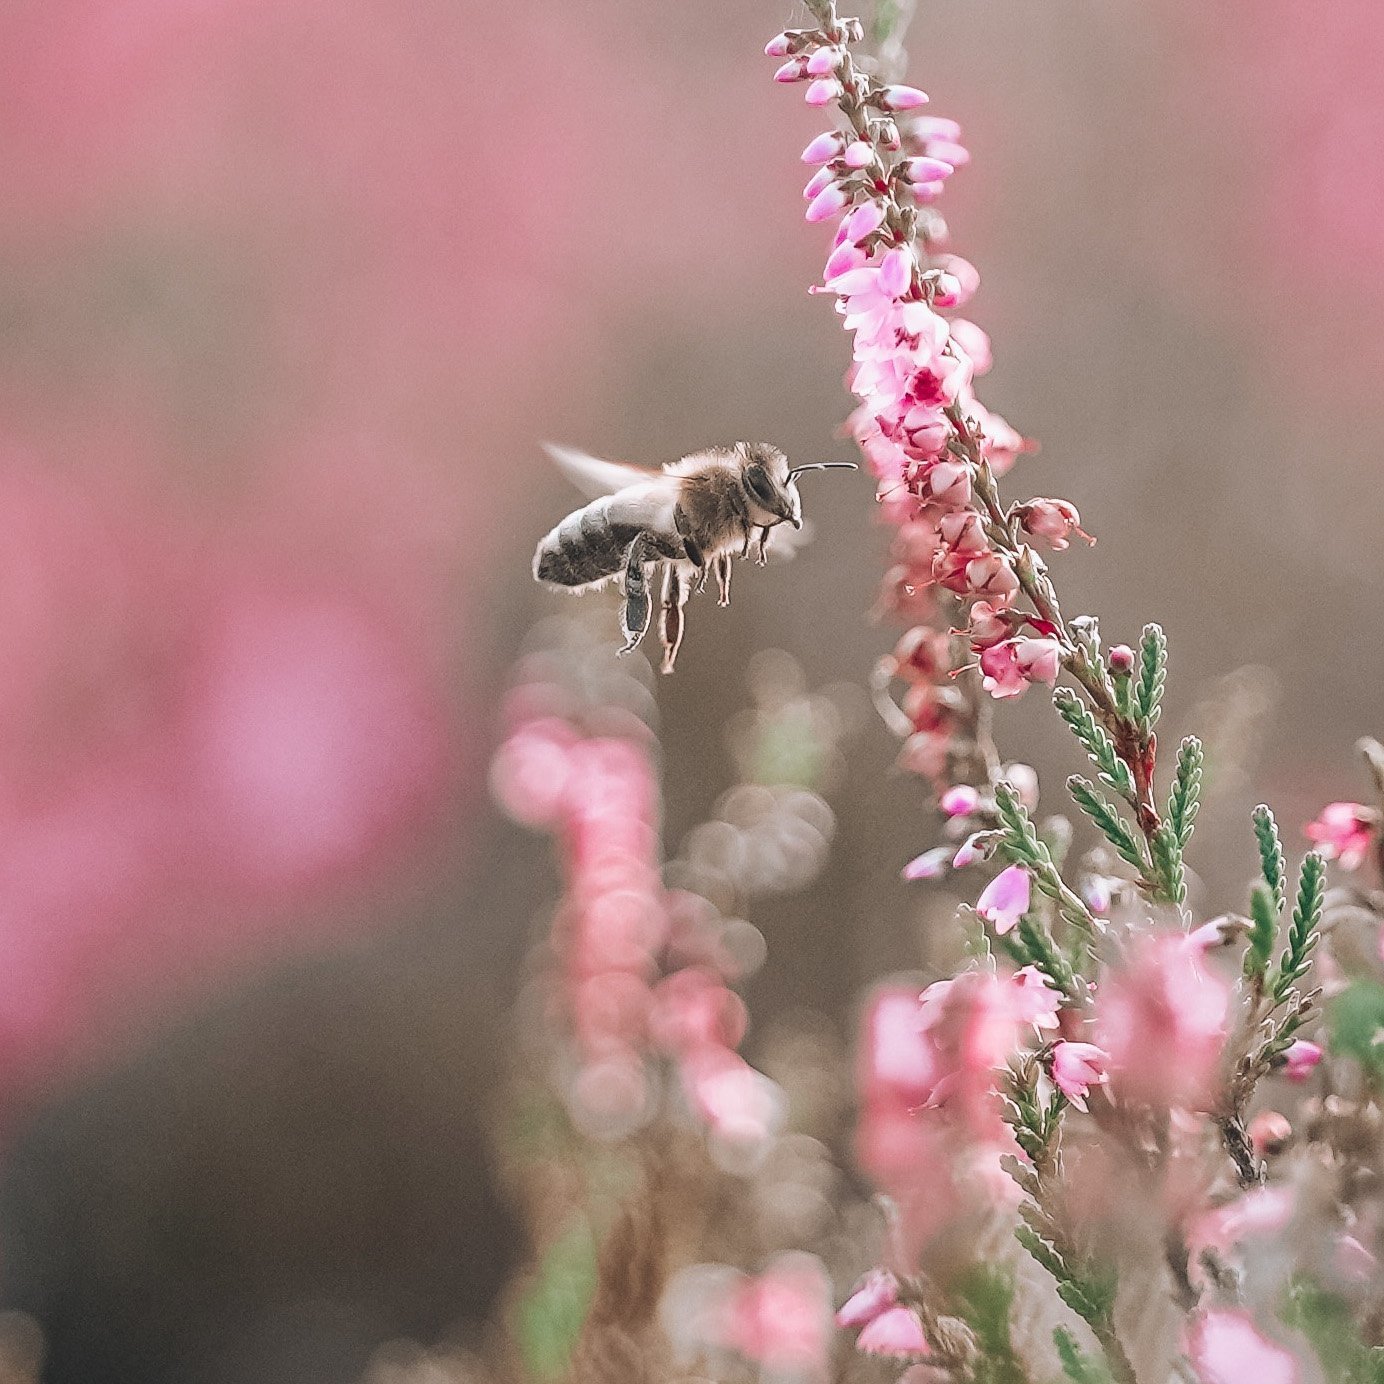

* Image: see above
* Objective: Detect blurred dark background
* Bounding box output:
[0,0,1380,1379]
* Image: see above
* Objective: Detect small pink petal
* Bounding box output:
[805,78,843,107]
[805,183,848,223]
[879,84,929,111]
[880,247,913,297]
[902,847,951,881]
[843,140,874,168]
[836,1271,898,1327]
[975,865,1031,935]
[857,1306,930,1358]
[805,47,842,76]
[843,200,884,241]
[940,784,980,818]
[801,131,845,165]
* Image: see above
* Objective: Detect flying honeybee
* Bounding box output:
[532,441,855,673]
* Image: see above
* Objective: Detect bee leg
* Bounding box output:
[752,526,771,565]
[659,564,692,673]
[618,537,656,654]
[714,553,732,607]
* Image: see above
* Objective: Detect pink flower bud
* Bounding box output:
[1001,762,1040,809]
[901,156,955,184]
[1279,1038,1323,1082]
[968,600,1013,649]
[842,140,874,168]
[805,78,844,106]
[805,46,843,76]
[1306,801,1379,870]
[1013,497,1095,551]
[873,118,902,150]
[951,831,994,869]
[1050,1042,1111,1111]
[940,784,980,818]
[926,138,970,168]
[803,166,836,200]
[1248,1110,1292,1157]
[843,200,885,242]
[856,1306,930,1358]
[764,32,796,57]
[1014,637,1062,686]
[774,58,809,83]
[837,1270,899,1328]
[805,182,849,224]
[823,241,866,280]
[975,864,1031,935]
[878,84,929,111]
[917,458,969,506]
[907,180,946,205]
[911,116,962,143]
[1186,1312,1297,1384]
[879,246,913,297]
[902,846,951,881]
[801,131,846,165]
[1108,644,1135,674]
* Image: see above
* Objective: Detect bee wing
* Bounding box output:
[601,478,681,537]
[542,442,655,500]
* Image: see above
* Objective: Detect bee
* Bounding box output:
[532,441,855,673]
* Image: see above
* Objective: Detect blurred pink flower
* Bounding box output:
[1051,1041,1110,1111]
[1279,1038,1323,1082]
[1098,932,1229,1109]
[975,865,1031,934]
[857,1305,930,1357]
[1186,1310,1297,1384]
[1306,802,1377,870]
[724,1254,832,1378]
[837,1270,899,1328]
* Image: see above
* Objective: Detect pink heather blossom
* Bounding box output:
[910,115,962,144]
[952,831,995,869]
[764,32,798,57]
[902,846,952,881]
[975,865,1031,934]
[979,638,1060,700]
[1280,1038,1323,1081]
[1083,875,1114,916]
[837,1270,899,1327]
[1014,498,1095,550]
[1010,966,1061,1031]
[805,77,844,107]
[857,1305,930,1357]
[803,166,836,201]
[1248,1109,1292,1156]
[940,784,981,818]
[824,241,867,280]
[802,131,846,164]
[1306,801,1378,870]
[843,140,874,169]
[1188,1187,1294,1274]
[1051,1042,1111,1111]
[901,156,955,185]
[1186,1311,1298,1384]
[774,58,809,83]
[724,1255,831,1376]
[862,987,941,1108]
[806,183,850,223]
[878,84,929,111]
[806,46,843,76]
[1098,933,1230,1108]
[842,200,886,242]
[1002,763,1041,809]
[1107,643,1136,674]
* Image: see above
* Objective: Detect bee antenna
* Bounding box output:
[787,462,858,479]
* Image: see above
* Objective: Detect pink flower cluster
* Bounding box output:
[1305,800,1379,871]
[769,14,1095,796]
[493,713,779,1145]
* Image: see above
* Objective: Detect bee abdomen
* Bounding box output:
[534,501,628,587]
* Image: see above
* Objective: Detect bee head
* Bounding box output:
[737,442,856,530]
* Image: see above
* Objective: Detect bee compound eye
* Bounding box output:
[743,463,779,510]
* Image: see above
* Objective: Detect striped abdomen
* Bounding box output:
[533,491,683,588]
